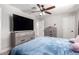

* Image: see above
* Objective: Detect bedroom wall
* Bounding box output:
[0,8,1,52]
[44,14,63,38]
[44,13,76,38]
[0,4,36,54]
[0,5,10,54]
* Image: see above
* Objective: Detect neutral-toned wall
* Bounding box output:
[0,8,1,52]
[0,5,11,53]
[0,4,36,54]
[44,13,77,38]
[44,14,63,38]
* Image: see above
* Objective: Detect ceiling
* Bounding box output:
[10,4,38,12]
[10,4,79,15]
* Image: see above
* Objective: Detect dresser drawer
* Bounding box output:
[15,32,35,45]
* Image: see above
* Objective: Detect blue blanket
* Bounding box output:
[11,37,79,55]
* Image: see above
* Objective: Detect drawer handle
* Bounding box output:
[31,37,34,39]
[21,39,25,42]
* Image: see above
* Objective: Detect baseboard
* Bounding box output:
[0,48,11,55]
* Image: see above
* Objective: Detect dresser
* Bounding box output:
[44,26,57,37]
[10,31,35,48]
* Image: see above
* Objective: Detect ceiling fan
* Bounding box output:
[31,4,55,15]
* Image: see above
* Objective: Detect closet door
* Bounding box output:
[63,15,76,38]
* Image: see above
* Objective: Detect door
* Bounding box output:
[63,15,76,38]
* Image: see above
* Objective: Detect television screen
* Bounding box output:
[13,14,34,31]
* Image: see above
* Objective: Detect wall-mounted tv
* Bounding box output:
[13,14,34,31]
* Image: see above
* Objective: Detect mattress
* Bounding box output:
[10,37,79,55]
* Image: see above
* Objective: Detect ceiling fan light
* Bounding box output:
[39,13,42,16]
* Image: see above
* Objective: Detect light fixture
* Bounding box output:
[39,12,43,16]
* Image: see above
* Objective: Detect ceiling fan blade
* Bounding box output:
[41,5,45,11]
[41,5,44,7]
[31,11,40,13]
[37,4,43,12]
[37,4,40,8]
[45,6,55,10]
[45,11,52,14]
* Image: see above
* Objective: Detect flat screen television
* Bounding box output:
[13,14,34,31]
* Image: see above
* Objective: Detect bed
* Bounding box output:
[10,37,79,55]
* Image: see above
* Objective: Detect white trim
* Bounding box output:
[0,47,11,54]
